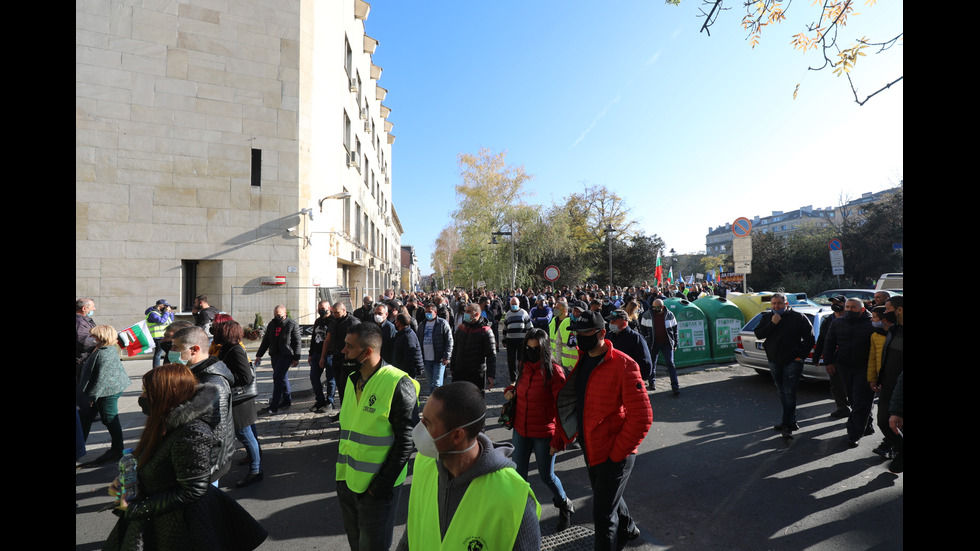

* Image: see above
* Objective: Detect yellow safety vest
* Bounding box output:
[549,317,578,369]
[407,454,540,550]
[145,312,171,339]
[336,364,420,493]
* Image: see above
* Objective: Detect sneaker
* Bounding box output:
[310,402,326,413]
[846,438,859,448]
[235,471,264,488]
[672,388,680,396]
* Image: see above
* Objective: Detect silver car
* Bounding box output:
[735,306,834,380]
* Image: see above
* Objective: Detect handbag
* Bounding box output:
[232,361,259,405]
[499,389,516,430]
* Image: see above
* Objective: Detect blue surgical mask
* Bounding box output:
[86,310,94,318]
[167,350,188,365]
[463,313,473,323]
[425,312,435,321]
[510,304,519,311]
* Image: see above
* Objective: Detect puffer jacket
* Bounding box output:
[512,360,566,447]
[554,341,653,466]
[449,316,497,380]
[187,357,236,482]
[104,384,268,551]
[822,310,873,370]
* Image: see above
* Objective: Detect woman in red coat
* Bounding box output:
[504,327,575,531]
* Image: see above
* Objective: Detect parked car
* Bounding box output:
[810,288,900,306]
[735,305,834,380]
[875,273,903,291]
[728,292,818,325]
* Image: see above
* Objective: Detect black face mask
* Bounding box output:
[138,395,151,416]
[318,308,328,317]
[576,333,599,353]
[159,341,173,354]
[524,347,541,363]
[831,303,844,312]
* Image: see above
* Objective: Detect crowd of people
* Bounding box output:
[77,279,902,550]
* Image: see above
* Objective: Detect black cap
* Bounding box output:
[831,294,847,303]
[608,309,629,322]
[568,311,605,332]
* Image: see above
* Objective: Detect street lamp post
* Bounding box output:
[604,224,616,288]
[491,224,516,290]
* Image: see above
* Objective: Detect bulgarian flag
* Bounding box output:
[667,267,673,284]
[119,320,155,357]
[654,251,663,285]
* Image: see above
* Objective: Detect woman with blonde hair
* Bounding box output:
[78,324,130,465]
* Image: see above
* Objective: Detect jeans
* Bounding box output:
[270,354,293,410]
[768,360,804,426]
[152,338,167,367]
[587,454,637,551]
[423,359,445,394]
[506,339,523,383]
[511,430,567,503]
[235,423,261,473]
[650,342,679,390]
[337,481,402,551]
[309,353,336,406]
[81,392,125,454]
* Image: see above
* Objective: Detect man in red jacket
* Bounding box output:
[554,311,653,551]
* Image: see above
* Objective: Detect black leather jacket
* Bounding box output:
[188,357,236,481]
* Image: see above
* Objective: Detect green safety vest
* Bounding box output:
[407,454,540,550]
[145,312,171,339]
[549,317,578,369]
[336,364,420,493]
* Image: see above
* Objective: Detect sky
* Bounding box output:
[365,1,904,275]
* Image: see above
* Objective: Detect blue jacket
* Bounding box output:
[609,326,654,381]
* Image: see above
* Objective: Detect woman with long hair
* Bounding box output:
[503,327,574,531]
[78,324,130,465]
[104,364,267,551]
[212,320,263,488]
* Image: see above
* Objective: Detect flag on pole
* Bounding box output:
[667,267,673,284]
[654,250,663,285]
[119,320,155,357]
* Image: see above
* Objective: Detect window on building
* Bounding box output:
[345,38,352,77]
[355,203,362,244]
[343,111,351,154]
[343,188,351,235]
[251,149,261,187]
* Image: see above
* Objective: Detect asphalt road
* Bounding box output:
[76,350,902,550]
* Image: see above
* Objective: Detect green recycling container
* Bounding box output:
[693,295,745,363]
[662,298,713,368]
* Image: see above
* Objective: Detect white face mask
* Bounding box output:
[374,314,386,324]
[411,414,486,459]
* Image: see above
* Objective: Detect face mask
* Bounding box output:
[159,341,173,354]
[845,310,861,320]
[609,324,622,334]
[576,332,599,352]
[510,304,519,311]
[831,303,844,312]
[138,395,151,416]
[318,308,328,317]
[524,347,541,363]
[86,310,94,318]
[425,312,435,321]
[463,313,473,323]
[411,414,486,459]
[168,349,189,365]
[872,321,884,329]
[374,314,386,324]
[772,308,786,315]
[882,311,898,324]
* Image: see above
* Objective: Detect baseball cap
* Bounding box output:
[568,311,605,332]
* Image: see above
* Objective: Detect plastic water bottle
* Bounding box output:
[119,448,138,502]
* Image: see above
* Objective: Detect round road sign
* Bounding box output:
[732,217,752,237]
[543,265,561,282]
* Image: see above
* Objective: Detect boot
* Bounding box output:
[555,497,575,532]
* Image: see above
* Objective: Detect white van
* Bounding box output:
[875,273,903,291]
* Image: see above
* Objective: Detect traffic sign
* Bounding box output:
[829,249,844,267]
[543,265,561,282]
[828,239,842,251]
[732,217,752,238]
